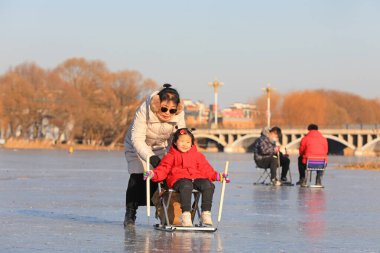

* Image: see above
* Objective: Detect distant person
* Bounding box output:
[144,128,230,226]
[123,84,185,227]
[253,126,290,186]
[297,124,328,186]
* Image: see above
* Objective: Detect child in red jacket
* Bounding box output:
[144,128,230,227]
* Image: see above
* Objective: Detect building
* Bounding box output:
[183,100,209,127]
[221,103,256,129]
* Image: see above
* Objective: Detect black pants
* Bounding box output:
[125,173,158,210]
[172,178,215,212]
[279,153,290,179]
[298,156,307,180]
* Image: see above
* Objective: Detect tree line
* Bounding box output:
[1,57,379,147]
[253,89,380,128]
[0,58,156,147]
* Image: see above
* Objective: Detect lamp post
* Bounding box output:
[262,83,275,128]
[209,79,223,128]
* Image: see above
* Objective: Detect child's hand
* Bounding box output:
[222,173,231,183]
[217,172,230,183]
[144,170,154,180]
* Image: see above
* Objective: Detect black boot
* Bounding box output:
[124,207,137,227]
[316,174,322,186]
[300,178,307,187]
[296,178,305,185]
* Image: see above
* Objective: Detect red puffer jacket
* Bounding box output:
[299,130,328,164]
[151,145,218,188]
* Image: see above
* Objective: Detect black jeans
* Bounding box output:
[298,156,306,180]
[125,173,158,210]
[172,178,215,212]
[279,153,290,179]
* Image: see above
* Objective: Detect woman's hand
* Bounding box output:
[149,155,161,168]
[144,170,154,180]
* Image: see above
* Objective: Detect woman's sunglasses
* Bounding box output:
[160,107,177,114]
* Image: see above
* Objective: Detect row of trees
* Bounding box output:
[254,89,380,128]
[1,57,379,147]
[0,58,156,146]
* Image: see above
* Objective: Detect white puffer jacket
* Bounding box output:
[124,91,186,174]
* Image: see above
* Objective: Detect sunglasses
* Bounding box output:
[160,107,177,114]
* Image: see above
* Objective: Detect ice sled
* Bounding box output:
[146,159,229,233]
[305,157,327,188]
[153,187,217,232]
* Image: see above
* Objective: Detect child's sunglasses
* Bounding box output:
[160,107,177,114]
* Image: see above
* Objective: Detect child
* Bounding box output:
[144,128,230,227]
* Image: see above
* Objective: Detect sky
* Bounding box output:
[1,0,380,108]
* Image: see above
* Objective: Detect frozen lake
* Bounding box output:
[0,149,379,253]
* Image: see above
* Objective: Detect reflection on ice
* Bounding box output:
[297,189,326,240]
[124,226,221,253]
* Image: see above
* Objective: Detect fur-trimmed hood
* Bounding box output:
[260,127,271,137]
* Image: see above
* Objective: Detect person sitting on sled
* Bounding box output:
[144,128,230,227]
[253,126,290,186]
[297,124,328,186]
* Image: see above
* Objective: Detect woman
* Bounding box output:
[123,84,185,227]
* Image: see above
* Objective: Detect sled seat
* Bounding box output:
[154,183,217,232]
[305,157,327,188]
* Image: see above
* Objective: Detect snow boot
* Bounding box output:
[124,207,137,227]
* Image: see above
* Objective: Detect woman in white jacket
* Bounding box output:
[123,84,185,227]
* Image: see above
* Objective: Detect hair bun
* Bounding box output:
[163,83,172,88]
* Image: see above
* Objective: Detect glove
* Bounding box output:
[149,155,161,168]
[144,170,154,180]
[216,172,230,183]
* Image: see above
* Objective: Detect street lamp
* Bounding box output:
[262,83,275,128]
[209,79,224,128]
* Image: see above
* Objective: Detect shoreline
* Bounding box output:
[337,162,380,171]
[0,139,123,151]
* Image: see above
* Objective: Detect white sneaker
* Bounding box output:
[180,211,192,227]
[201,211,213,225]
[271,179,282,186]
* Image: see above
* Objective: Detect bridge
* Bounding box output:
[193,128,380,156]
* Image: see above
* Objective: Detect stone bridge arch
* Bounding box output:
[361,137,380,152]
[285,135,356,154]
[193,128,380,155]
[224,133,260,153]
[194,134,227,151]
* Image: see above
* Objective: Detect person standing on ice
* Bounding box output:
[144,128,230,227]
[123,84,185,227]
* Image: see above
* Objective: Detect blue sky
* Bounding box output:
[1,0,380,107]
